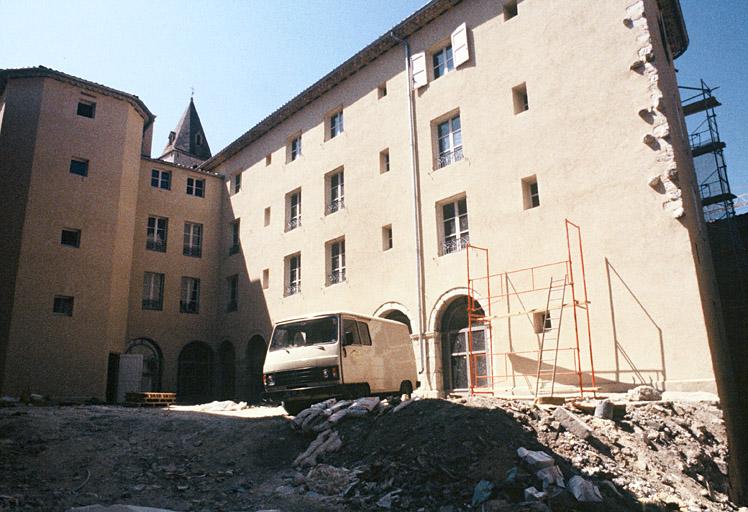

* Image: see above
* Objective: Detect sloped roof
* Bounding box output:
[0,66,155,126]
[161,97,212,160]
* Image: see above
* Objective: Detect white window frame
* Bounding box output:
[286,254,301,296]
[142,272,164,310]
[436,114,463,168]
[441,197,469,255]
[180,277,200,314]
[432,44,454,79]
[287,190,302,231]
[326,169,345,214]
[328,239,346,285]
[289,134,302,162]
[187,177,205,197]
[329,110,344,139]
[234,173,242,193]
[183,222,203,257]
[146,216,168,252]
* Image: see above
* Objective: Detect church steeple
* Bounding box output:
[160,97,212,167]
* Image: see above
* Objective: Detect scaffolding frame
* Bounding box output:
[465,219,597,398]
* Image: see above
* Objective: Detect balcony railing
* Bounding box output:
[287,217,301,231]
[437,146,463,169]
[328,269,346,285]
[286,283,301,296]
[326,197,345,214]
[442,236,469,255]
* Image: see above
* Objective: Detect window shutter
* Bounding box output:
[411,51,428,89]
[451,22,469,68]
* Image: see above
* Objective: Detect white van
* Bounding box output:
[263,312,418,414]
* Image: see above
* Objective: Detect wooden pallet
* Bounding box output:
[125,392,176,407]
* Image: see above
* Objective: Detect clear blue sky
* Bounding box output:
[1,1,746,194]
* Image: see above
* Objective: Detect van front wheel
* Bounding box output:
[399,380,414,396]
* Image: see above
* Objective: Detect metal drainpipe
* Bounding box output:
[390,31,428,379]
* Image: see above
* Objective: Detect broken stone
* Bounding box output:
[305,464,355,495]
[594,399,614,420]
[553,407,593,441]
[568,476,603,502]
[648,175,661,187]
[517,447,555,469]
[471,479,494,506]
[524,486,546,501]
[627,385,662,401]
[536,465,565,490]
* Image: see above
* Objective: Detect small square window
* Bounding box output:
[533,311,552,334]
[433,45,454,79]
[380,149,390,174]
[503,0,518,20]
[378,82,387,99]
[76,100,96,118]
[234,173,242,193]
[382,225,393,251]
[69,158,89,177]
[151,169,171,190]
[522,175,540,210]
[186,177,205,197]
[61,229,81,248]
[512,83,529,114]
[262,268,270,290]
[53,295,74,316]
[264,207,271,227]
[288,134,302,162]
[327,110,344,140]
[265,154,272,166]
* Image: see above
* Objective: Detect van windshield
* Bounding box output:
[269,316,339,351]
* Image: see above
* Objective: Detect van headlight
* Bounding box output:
[321,366,339,380]
[264,374,275,386]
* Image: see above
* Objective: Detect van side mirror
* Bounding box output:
[343,332,355,346]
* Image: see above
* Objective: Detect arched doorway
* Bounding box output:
[246,335,267,403]
[125,338,163,391]
[218,340,236,400]
[382,310,413,334]
[439,296,487,391]
[177,341,214,403]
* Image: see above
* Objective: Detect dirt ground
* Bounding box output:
[0,394,741,512]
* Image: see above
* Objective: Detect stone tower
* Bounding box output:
[160,97,212,167]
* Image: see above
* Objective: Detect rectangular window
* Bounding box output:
[380,149,390,174]
[180,277,200,314]
[142,272,164,310]
[286,254,301,296]
[326,169,345,214]
[60,228,81,248]
[378,82,387,98]
[264,207,271,227]
[328,110,344,139]
[229,219,240,255]
[436,114,463,168]
[503,0,518,20]
[513,83,529,114]
[288,134,302,162]
[522,175,540,209]
[53,295,74,316]
[227,274,238,312]
[151,169,171,190]
[76,100,96,118]
[69,158,89,177]
[533,311,552,334]
[432,45,454,79]
[265,154,272,166]
[262,268,270,289]
[146,216,168,252]
[286,190,302,231]
[234,173,242,193]
[328,238,346,285]
[183,222,203,257]
[382,225,393,251]
[186,177,205,197]
[441,197,469,255]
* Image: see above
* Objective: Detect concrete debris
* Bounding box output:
[568,475,603,502]
[304,464,355,495]
[553,407,593,440]
[594,399,614,419]
[626,385,662,401]
[516,447,555,469]
[187,400,248,412]
[523,486,546,501]
[535,465,565,490]
[471,479,495,506]
[68,506,178,512]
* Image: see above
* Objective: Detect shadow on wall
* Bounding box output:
[604,257,666,388]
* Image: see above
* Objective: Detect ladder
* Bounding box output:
[534,276,568,397]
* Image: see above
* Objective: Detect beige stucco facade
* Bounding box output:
[0,0,723,401]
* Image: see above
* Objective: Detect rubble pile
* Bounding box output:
[285,388,738,511]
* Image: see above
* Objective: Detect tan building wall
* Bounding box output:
[0,75,148,399]
[210,0,719,396]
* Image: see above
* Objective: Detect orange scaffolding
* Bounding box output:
[465,219,598,398]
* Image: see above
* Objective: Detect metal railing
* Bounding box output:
[442,236,469,255]
[437,146,463,169]
[287,217,301,230]
[286,283,301,296]
[326,198,345,214]
[328,269,346,284]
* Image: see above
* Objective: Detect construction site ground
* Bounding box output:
[0,393,743,512]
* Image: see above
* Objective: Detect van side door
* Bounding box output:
[340,317,374,392]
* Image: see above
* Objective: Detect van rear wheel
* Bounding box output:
[399,380,414,396]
